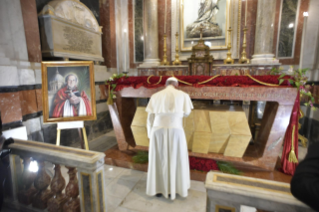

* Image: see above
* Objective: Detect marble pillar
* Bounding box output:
[251,0,277,64]
[139,0,160,67]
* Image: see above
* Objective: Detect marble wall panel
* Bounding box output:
[19,69,36,85]
[3,0,28,61]
[0,66,20,86]
[277,0,299,58]
[245,0,258,59]
[35,89,42,111]
[20,0,42,63]
[0,92,22,124]
[100,0,117,68]
[273,0,310,65]
[98,84,107,100]
[19,90,37,116]
[132,0,144,63]
[96,102,108,114]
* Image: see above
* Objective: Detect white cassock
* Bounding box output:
[145,85,194,200]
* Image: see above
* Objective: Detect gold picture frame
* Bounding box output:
[41,61,96,123]
[180,0,232,52]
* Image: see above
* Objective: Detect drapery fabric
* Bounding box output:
[281,91,300,175]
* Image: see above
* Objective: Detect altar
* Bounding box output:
[107,75,297,172]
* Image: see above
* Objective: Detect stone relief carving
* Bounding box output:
[39,0,100,32]
[186,0,222,38]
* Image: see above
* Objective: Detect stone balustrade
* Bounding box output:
[205,171,314,212]
[3,139,107,212]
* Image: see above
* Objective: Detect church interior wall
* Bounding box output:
[0,0,116,147]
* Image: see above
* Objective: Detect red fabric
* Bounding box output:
[189,156,219,172]
[281,91,300,175]
[108,75,291,91]
[52,86,92,117]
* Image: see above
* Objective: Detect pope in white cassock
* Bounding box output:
[145,77,194,200]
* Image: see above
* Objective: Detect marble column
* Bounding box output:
[139,0,160,67]
[251,0,277,64]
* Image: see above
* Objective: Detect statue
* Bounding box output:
[186,0,222,38]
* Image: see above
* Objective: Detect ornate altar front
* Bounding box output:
[107,76,297,171]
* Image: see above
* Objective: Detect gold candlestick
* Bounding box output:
[239,27,249,64]
[161,34,170,65]
[224,27,234,64]
[173,32,181,65]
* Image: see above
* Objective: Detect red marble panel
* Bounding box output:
[277,0,310,65]
[19,90,37,116]
[35,89,42,112]
[99,85,107,100]
[100,0,117,68]
[313,85,319,105]
[272,0,282,56]
[20,0,42,63]
[246,0,258,58]
[0,92,22,124]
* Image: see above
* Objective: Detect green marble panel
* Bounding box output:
[134,0,144,62]
[278,0,299,58]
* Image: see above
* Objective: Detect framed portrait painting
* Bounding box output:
[41,61,96,123]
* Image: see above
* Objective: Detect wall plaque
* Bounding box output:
[38,0,103,62]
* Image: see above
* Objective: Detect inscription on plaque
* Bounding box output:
[186,92,286,100]
[63,26,93,54]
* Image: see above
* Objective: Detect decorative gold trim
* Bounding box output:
[198,75,220,85]
[246,74,279,87]
[161,34,170,65]
[216,205,236,212]
[82,127,89,150]
[173,32,182,65]
[96,170,105,212]
[12,155,18,195]
[213,174,291,195]
[147,75,163,85]
[81,172,94,212]
[41,61,97,123]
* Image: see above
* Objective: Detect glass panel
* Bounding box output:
[277,0,299,58]
[134,0,144,62]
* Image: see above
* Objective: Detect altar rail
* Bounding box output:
[3,139,106,212]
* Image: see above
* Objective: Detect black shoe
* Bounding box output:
[168,194,171,198]
[156,193,162,197]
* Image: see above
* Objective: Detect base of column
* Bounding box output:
[139,59,161,67]
[251,54,278,64]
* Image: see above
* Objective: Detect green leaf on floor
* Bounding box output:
[216,161,241,175]
[132,151,149,164]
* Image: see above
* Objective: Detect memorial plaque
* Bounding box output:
[38,0,103,61]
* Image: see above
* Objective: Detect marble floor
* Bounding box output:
[103,164,207,212]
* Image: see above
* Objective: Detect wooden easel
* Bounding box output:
[56,121,89,150]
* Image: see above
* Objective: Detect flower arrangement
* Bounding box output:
[105,73,128,104]
[271,66,317,110]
